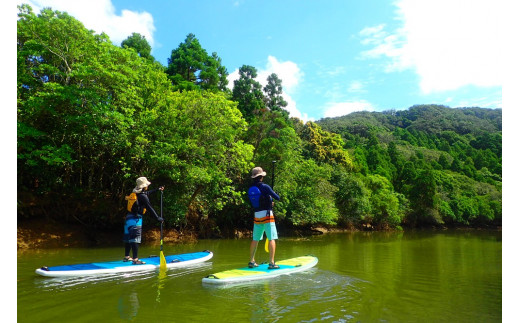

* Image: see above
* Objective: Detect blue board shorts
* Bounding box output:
[123,213,143,243]
[252,210,278,241]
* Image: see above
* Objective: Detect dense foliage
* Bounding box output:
[317,106,502,228]
[17,5,501,236]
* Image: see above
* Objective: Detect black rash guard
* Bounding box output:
[130,188,161,220]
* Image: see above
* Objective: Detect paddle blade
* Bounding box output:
[264,238,269,253]
[160,250,167,270]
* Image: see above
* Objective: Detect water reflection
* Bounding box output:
[33,270,154,291]
[154,268,168,304]
[33,261,212,291]
[204,269,366,322]
[118,288,140,321]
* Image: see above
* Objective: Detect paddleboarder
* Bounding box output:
[124,177,164,265]
[247,167,280,269]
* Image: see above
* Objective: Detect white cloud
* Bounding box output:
[258,56,305,120]
[359,24,385,36]
[16,0,156,48]
[360,0,502,94]
[227,68,240,89]
[359,24,388,45]
[323,101,375,118]
[324,66,347,77]
[347,81,365,93]
[257,56,303,93]
[227,56,307,121]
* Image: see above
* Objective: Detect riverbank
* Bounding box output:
[16,219,348,250]
[17,219,198,250]
[17,218,500,250]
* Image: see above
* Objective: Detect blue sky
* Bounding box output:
[15,0,504,121]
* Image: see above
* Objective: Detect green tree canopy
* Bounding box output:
[136,91,254,224]
[263,73,288,113]
[121,32,152,60]
[300,121,353,169]
[166,33,228,92]
[231,65,266,121]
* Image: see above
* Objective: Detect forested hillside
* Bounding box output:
[17,5,501,236]
[317,106,502,228]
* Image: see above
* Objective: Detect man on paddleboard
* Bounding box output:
[123,177,164,265]
[247,167,280,269]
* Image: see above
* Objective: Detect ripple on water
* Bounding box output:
[203,268,367,322]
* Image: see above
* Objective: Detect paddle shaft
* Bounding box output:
[271,160,276,187]
[159,190,167,270]
[265,161,277,253]
[160,190,163,251]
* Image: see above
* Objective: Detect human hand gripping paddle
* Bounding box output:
[159,189,167,271]
[265,160,277,253]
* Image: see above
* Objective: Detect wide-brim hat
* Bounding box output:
[251,167,267,178]
[135,177,151,189]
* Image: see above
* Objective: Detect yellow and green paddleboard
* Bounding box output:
[202,255,318,285]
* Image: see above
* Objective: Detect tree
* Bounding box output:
[353,147,369,175]
[365,174,405,227]
[166,33,228,92]
[134,90,254,226]
[406,169,440,225]
[263,73,288,113]
[199,52,229,92]
[300,121,353,169]
[438,153,451,169]
[18,4,132,193]
[167,33,204,83]
[282,160,338,226]
[121,32,152,60]
[332,172,371,224]
[231,65,266,121]
[17,4,173,225]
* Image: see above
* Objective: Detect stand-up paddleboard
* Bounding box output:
[36,250,213,277]
[202,255,318,285]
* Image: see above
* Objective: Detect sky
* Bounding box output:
[13,0,506,122]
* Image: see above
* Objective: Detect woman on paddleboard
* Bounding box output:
[247,167,280,269]
[123,177,164,265]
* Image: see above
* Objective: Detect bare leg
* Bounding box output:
[268,239,276,264]
[249,240,259,263]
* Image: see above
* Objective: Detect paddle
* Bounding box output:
[159,190,167,270]
[265,160,277,253]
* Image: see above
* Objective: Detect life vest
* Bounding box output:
[125,192,146,214]
[247,183,271,212]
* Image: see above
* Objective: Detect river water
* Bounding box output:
[17,230,501,322]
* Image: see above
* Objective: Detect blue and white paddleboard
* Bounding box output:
[35,250,213,277]
[202,255,318,285]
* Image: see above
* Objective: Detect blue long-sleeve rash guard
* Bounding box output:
[255,182,280,211]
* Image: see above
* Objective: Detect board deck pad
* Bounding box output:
[202,255,318,284]
[35,251,213,277]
